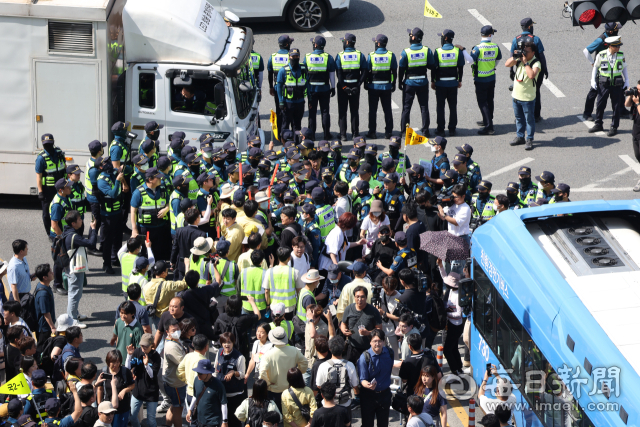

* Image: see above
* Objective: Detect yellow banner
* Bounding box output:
[405,126,413,144]
[270,109,279,141]
[0,373,31,395]
[408,133,429,146]
[424,0,442,18]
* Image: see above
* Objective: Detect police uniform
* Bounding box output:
[366,34,398,138]
[452,154,480,203]
[277,49,307,132]
[399,28,434,136]
[336,149,362,183]
[591,36,628,136]
[303,36,337,139]
[67,165,88,235]
[391,247,418,274]
[96,159,124,270]
[381,173,405,226]
[250,50,264,93]
[299,207,321,268]
[430,138,450,188]
[35,134,67,235]
[510,19,547,120]
[378,137,411,176]
[86,140,106,249]
[516,166,538,204]
[470,188,496,221]
[471,26,502,134]
[434,29,465,136]
[336,33,367,140]
[456,144,482,180]
[131,168,171,261]
[532,171,556,204]
[583,26,615,119]
[405,164,433,201]
[174,150,202,200]
[269,36,292,138]
[506,182,527,210]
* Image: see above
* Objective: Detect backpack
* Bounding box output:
[52,346,76,384]
[426,292,448,332]
[51,234,78,269]
[20,288,46,333]
[37,335,59,376]
[247,398,268,427]
[58,378,79,416]
[221,317,242,350]
[325,359,351,405]
[285,226,314,258]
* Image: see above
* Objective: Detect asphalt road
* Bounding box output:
[3,0,637,425]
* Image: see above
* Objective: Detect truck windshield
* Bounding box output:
[232,60,256,120]
[170,76,223,116]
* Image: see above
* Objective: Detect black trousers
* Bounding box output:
[583,80,599,117]
[535,72,543,119]
[141,223,172,262]
[102,213,124,267]
[475,81,496,130]
[308,90,331,136]
[338,85,360,137]
[443,320,465,373]
[595,83,623,129]
[49,237,63,288]
[284,102,305,131]
[40,188,56,235]
[273,95,284,140]
[401,84,430,134]
[227,392,246,427]
[367,88,393,133]
[89,202,103,249]
[268,391,282,413]
[435,86,459,132]
[634,135,640,164]
[360,388,391,427]
[121,188,131,229]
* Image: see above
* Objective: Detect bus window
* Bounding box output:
[495,301,523,385]
[524,341,549,414]
[474,283,494,346]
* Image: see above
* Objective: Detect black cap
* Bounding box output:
[184,152,200,164]
[395,231,407,245]
[258,158,271,169]
[389,136,401,147]
[331,140,342,150]
[311,35,326,46]
[157,156,171,170]
[180,198,195,212]
[373,34,388,44]
[281,129,294,142]
[408,164,424,175]
[300,140,314,149]
[481,25,496,35]
[200,139,214,153]
[437,29,455,38]
[173,174,193,187]
[551,183,571,194]
[452,153,467,166]
[145,167,162,180]
[276,171,293,182]
[248,147,262,157]
[456,144,473,155]
[364,144,378,154]
[535,171,555,183]
[477,180,492,192]
[286,150,301,160]
[306,179,320,193]
[302,203,316,214]
[141,139,156,153]
[212,148,228,159]
[257,177,270,190]
[144,121,163,133]
[381,157,397,170]
[41,133,54,144]
[289,48,301,56]
[321,167,333,177]
[383,173,399,184]
[111,121,129,133]
[171,137,186,150]
[408,27,424,39]
[356,180,370,192]
[66,164,82,175]
[347,149,361,159]
[357,163,373,174]
[506,182,520,193]
[518,166,532,176]
[300,127,313,139]
[88,140,107,152]
[283,190,297,201]
[171,131,186,142]
[341,33,356,43]
[196,171,215,185]
[520,18,536,27]
[223,141,237,152]
[248,135,262,147]
[605,22,620,31]
[278,35,294,45]
[133,154,149,167]
[432,136,447,148]
[55,178,72,191]
[272,183,287,194]
[311,187,324,199]
[441,169,459,181]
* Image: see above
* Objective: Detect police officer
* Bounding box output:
[362,144,380,176]
[336,33,367,141]
[402,164,433,200]
[366,34,398,139]
[376,157,397,182]
[533,171,556,203]
[211,147,229,181]
[336,148,362,183]
[452,154,481,199]
[199,138,220,179]
[350,163,382,198]
[169,175,192,237]
[550,183,571,203]
[511,18,548,122]
[471,26,502,135]
[238,137,263,164]
[505,182,527,209]
[66,165,89,235]
[277,48,307,132]
[175,148,202,200]
[470,181,496,221]
[583,23,623,121]
[516,166,537,203]
[49,177,73,292]
[269,35,293,137]
[456,143,482,178]
[257,158,272,181]
[195,171,217,235]
[223,141,239,167]
[424,136,449,190]
[36,133,67,235]
[328,140,344,174]
[167,131,187,160]
[399,28,434,138]
[303,36,336,139]
[379,136,411,177]
[109,121,133,174]
[433,29,466,137]
[311,187,336,248]
[289,163,308,198]
[354,180,374,220]
[298,203,321,268]
[320,167,336,205]
[250,49,264,100]
[141,121,163,167]
[167,134,186,176]
[589,36,628,137]
[96,156,125,274]
[376,231,417,278]
[381,172,405,227]
[245,147,263,174]
[130,154,149,192]
[86,140,106,254]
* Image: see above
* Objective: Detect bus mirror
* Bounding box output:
[458,278,474,308]
[214,83,226,109]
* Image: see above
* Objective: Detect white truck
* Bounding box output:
[0,0,262,195]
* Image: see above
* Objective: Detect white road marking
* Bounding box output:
[502,42,511,50]
[542,80,565,98]
[619,154,640,175]
[483,157,534,179]
[468,9,492,26]
[572,187,635,192]
[319,27,332,38]
[391,100,399,110]
[576,115,605,135]
[575,167,632,190]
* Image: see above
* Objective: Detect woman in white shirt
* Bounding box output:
[245,323,274,382]
[377,276,400,358]
[437,259,465,375]
[359,200,390,256]
[318,213,366,271]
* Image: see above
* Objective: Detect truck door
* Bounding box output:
[128,65,166,148]
[34,60,100,151]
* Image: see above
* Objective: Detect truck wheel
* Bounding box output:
[288,0,326,32]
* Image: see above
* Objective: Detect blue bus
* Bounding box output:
[469,200,640,427]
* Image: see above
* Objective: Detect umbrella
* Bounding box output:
[419,231,470,262]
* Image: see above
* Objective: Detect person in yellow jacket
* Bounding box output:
[142,261,187,328]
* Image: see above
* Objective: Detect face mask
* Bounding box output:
[244,176,254,185]
[430,145,437,152]
[285,203,294,207]
[380,235,390,243]
[389,147,399,156]
[170,330,181,340]
[249,159,260,168]
[349,160,358,167]
[102,162,114,173]
[290,58,300,67]
[365,154,376,164]
[323,176,332,184]
[189,165,200,175]
[520,177,531,187]
[529,26,534,34]
[507,193,518,203]
[260,201,269,210]
[44,145,56,154]
[330,278,339,284]
[440,36,446,47]
[342,41,348,51]
[202,152,212,159]
[139,164,149,172]
[147,132,159,141]
[493,203,500,211]
[478,191,489,200]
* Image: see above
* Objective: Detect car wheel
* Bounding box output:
[288,0,326,32]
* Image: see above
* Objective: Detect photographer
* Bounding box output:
[397,269,427,318]
[505,40,540,151]
[624,80,640,192]
[437,184,471,276]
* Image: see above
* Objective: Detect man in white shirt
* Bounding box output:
[333,182,352,237]
[315,336,359,412]
[478,364,518,418]
[437,184,471,276]
[289,236,310,291]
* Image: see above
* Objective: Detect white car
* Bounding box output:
[215,0,350,32]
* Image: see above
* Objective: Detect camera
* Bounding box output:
[416,272,429,293]
[371,283,383,307]
[513,39,526,59]
[395,300,427,333]
[436,190,455,208]
[469,216,487,233]
[625,87,639,97]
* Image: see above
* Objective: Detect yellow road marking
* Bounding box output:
[445,387,469,427]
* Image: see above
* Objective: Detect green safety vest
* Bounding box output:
[533,187,554,204]
[338,50,362,83]
[355,196,374,221]
[270,320,294,341]
[598,50,625,82]
[97,173,122,213]
[174,165,200,200]
[27,390,54,423]
[271,52,289,72]
[129,273,148,305]
[315,204,336,242]
[471,194,496,220]
[169,190,184,232]
[381,152,406,175]
[305,52,330,85]
[475,42,499,78]
[519,183,538,204]
[370,51,393,84]
[85,158,98,197]
[48,194,70,234]
[212,259,238,296]
[268,266,296,309]
[176,213,186,230]
[404,46,430,79]
[241,267,267,311]
[69,183,87,215]
[189,255,209,287]
[136,185,168,226]
[337,163,355,183]
[38,148,66,187]
[109,139,129,164]
[296,288,317,322]
[435,47,460,81]
[251,52,262,71]
[197,188,220,229]
[119,252,138,292]
[138,139,159,167]
[284,65,307,100]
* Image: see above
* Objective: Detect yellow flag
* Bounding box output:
[0,373,31,395]
[424,0,442,18]
[407,133,429,146]
[270,109,279,141]
[405,126,414,144]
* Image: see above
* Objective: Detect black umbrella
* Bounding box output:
[419,231,470,262]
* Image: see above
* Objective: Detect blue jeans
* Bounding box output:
[512,98,536,140]
[112,412,130,427]
[66,271,85,320]
[131,395,157,427]
[303,367,312,387]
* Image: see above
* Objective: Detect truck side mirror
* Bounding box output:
[238,81,253,92]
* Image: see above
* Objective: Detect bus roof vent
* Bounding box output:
[583,357,593,375]
[48,21,94,54]
[566,334,575,352]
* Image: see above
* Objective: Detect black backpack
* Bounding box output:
[427,291,448,332]
[36,335,59,376]
[57,378,79,416]
[247,399,268,427]
[221,317,242,349]
[20,288,46,333]
[51,234,78,269]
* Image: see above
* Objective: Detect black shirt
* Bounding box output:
[212,313,259,354]
[310,354,331,403]
[398,349,442,393]
[76,406,98,427]
[130,348,161,402]
[405,221,427,253]
[398,288,427,317]
[193,376,227,426]
[280,222,303,250]
[633,104,640,140]
[177,286,219,340]
[365,238,397,269]
[6,345,22,381]
[97,366,135,414]
[310,405,351,427]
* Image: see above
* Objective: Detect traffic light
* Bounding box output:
[566,0,640,27]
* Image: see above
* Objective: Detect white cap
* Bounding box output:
[271,303,286,316]
[605,36,622,46]
[56,314,79,331]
